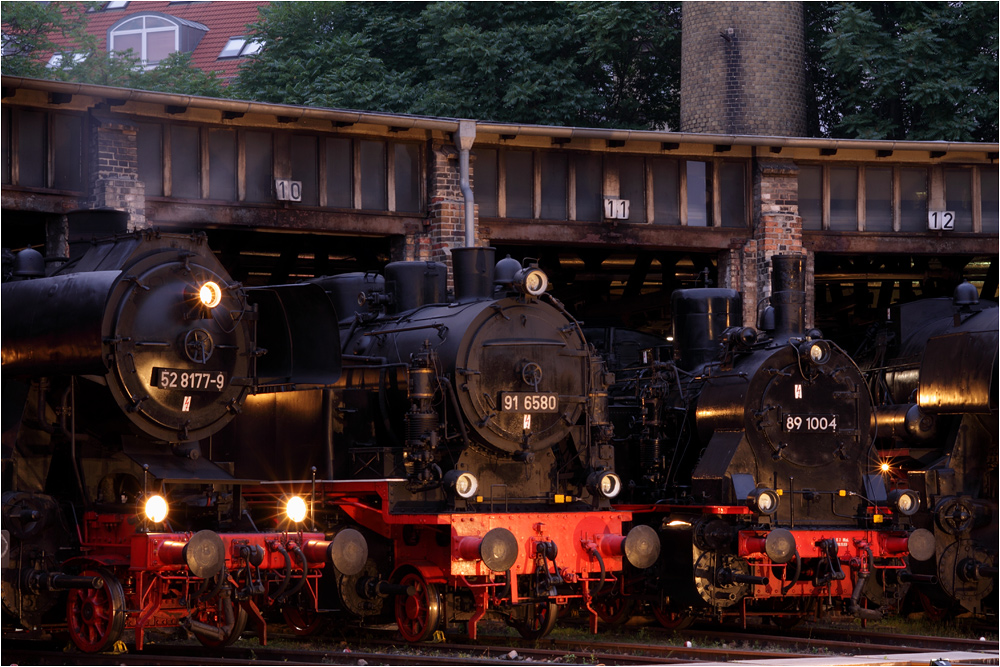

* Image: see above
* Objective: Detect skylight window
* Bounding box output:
[218,37,263,59]
[104,1,130,9]
[46,53,87,69]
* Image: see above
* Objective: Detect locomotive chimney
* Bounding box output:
[451,247,496,301]
[770,254,806,340]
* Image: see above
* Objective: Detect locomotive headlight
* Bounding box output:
[199,281,223,309]
[444,470,479,499]
[514,268,549,296]
[588,471,622,499]
[888,489,920,516]
[799,340,831,366]
[144,495,169,523]
[285,496,308,523]
[747,487,780,516]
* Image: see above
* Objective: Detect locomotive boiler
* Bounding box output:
[600,255,932,627]
[233,247,659,640]
[860,282,997,618]
[1,213,354,652]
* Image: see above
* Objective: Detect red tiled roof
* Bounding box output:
[44,1,270,81]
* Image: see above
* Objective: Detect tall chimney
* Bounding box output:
[681,2,807,137]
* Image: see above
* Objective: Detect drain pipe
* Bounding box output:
[455,120,477,248]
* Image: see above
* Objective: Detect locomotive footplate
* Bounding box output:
[251,479,658,638]
[736,527,926,602]
[67,511,331,650]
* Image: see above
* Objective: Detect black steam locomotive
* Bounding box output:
[233,248,659,641]
[590,255,931,627]
[859,282,997,618]
[2,213,355,651]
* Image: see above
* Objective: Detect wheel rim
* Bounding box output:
[594,588,634,626]
[282,590,322,636]
[512,601,559,640]
[194,596,248,648]
[652,605,694,630]
[395,572,441,643]
[67,568,125,653]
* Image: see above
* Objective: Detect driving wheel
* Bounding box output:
[66,567,125,653]
[282,589,323,636]
[510,600,559,640]
[652,604,694,631]
[395,572,441,642]
[193,596,248,648]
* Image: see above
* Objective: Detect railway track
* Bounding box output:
[5,621,996,666]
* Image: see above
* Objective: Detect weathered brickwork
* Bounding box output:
[724,159,812,328]
[416,140,482,284]
[88,114,147,230]
[681,1,808,137]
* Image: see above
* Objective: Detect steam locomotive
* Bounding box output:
[1,212,357,652]
[859,282,997,618]
[589,255,933,627]
[232,248,660,641]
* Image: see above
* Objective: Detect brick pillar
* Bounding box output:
[733,159,812,329]
[88,112,147,230]
[420,139,480,279]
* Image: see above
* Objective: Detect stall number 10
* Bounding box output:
[275,179,303,202]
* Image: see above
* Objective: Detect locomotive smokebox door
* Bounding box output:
[101,250,253,442]
[457,300,588,456]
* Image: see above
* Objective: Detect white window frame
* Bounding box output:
[109,15,180,68]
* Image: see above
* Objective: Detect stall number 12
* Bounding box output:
[928,211,955,231]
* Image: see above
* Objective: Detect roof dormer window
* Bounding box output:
[108,13,207,68]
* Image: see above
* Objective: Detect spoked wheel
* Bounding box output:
[395,572,441,643]
[509,601,559,640]
[193,596,248,648]
[916,587,955,623]
[652,605,694,631]
[593,587,635,626]
[282,604,323,636]
[66,567,126,653]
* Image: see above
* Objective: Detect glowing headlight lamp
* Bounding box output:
[798,339,831,366]
[588,471,622,499]
[144,495,169,523]
[513,267,549,296]
[199,281,223,309]
[888,489,920,517]
[285,496,308,523]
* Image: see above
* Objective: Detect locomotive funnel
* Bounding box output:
[770,255,807,340]
[452,247,496,301]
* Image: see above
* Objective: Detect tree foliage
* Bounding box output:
[2,1,996,140]
[231,1,681,129]
[1,1,225,97]
[806,2,998,141]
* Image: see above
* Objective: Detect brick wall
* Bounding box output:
[724,158,813,328]
[681,1,807,137]
[416,139,482,287]
[88,113,147,230]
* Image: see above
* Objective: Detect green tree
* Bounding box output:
[232,1,682,129]
[807,2,998,141]
[2,1,225,97]
[1,1,95,78]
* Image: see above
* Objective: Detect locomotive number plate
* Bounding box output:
[152,368,227,392]
[783,414,838,432]
[500,392,558,412]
